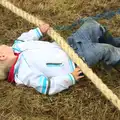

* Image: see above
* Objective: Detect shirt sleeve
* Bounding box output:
[47,73,76,95]
[17,28,43,42]
[15,68,76,95]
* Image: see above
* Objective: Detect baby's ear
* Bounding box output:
[0,54,7,61]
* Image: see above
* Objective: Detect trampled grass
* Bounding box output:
[0,0,120,119]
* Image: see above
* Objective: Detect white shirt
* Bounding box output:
[12,28,76,95]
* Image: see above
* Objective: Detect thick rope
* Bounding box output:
[1,0,120,110]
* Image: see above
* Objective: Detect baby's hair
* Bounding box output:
[0,63,9,80]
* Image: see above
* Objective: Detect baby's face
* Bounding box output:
[0,45,14,56]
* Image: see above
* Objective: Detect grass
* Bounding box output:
[0,0,120,119]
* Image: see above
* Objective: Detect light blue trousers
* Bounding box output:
[67,18,120,67]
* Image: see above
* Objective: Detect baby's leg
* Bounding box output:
[67,18,120,66]
[80,43,120,66]
[68,39,120,66]
[99,30,120,47]
[111,37,120,47]
[67,18,104,44]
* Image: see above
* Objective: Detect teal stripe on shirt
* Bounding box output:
[35,28,41,37]
[68,59,75,72]
[12,42,21,52]
[46,63,63,67]
[14,40,23,44]
[42,77,47,94]
[68,74,75,84]
[36,75,44,92]
[12,47,21,52]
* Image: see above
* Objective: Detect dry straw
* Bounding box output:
[1,0,120,110]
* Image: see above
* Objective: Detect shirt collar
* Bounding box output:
[8,53,20,83]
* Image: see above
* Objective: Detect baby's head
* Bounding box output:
[0,45,17,80]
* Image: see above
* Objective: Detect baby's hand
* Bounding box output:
[39,24,50,34]
[71,67,84,81]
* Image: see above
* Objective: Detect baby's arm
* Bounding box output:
[47,67,84,95]
[15,68,84,95]
[16,24,50,42]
